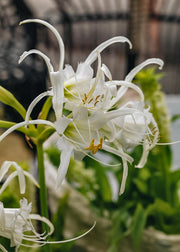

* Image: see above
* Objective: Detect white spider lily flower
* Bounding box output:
[0,161,39,195]
[0,198,96,251]
[0,198,54,251]
[54,106,140,190]
[19,19,132,120]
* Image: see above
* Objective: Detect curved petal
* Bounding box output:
[56,138,74,189]
[119,159,128,195]
[125,58,164,82]
[101,64,112,81]
[20,19,65,70]
[135,141,149,168]
[25,91,51,126]
[0,244,7,252]
[85,36,132,65]
[19,49,54,73]
[0,161,12,182]
[29,214,54,237]
[102,143,134,164]
[118,58,164,99]
[51,71,64,119]
[0,120,55,142]
[0,202,5,231]
[108,80,144,108]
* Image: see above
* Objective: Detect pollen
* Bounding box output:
[88,98,93,104]
[95,95,101,101]
[85,137,103,154]
[82,93,88,104]
[94,100,99,106]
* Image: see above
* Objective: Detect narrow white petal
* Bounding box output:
[76,62,94,80]
[118,58,164,99]
[56,138,74,189]
[125,58,164,82]
[85,36,132,65]
[0,244,7,252]
[55,116,71,135]
[25,91,51,126]
[119,159,128,195]
[101,64,112,80]
[19,49,53,73]
[63,64,75,79]
[56,148,72,189]
[108,80,144,107]
[13,162,26,194]
[135,141,149,168]
[50,71,64,119]
[29,214,54,236]
[23,171,40,188]
[102,144,134,164]
[0,171,18,195]
[20,19,65,70]
[0,161,11,182]
[0,120,55,142]
[43,222,96,244]
[0,202,5,231]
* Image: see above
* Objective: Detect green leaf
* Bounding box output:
[131,204,148,248]
[171,114,180,122]
[0,86,27,119]
[38,96,52,120]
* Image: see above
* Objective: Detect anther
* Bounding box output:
[88,98,93,104]
[95,95,101,101]
[84,137,103,154]
[94,100,99,106]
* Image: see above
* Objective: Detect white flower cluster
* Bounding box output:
[1,19,163,195]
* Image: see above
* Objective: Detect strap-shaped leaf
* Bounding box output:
[0,86,26,119]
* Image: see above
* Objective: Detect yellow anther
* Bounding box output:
[84,137,103,154]
[88,98,93,104]
[94,100,99,106]
[95,95,101,101]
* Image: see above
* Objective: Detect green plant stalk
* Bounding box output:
[36,143,52,252]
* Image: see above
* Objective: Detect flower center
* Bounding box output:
[85,137,103,154]
[82,93,101,107]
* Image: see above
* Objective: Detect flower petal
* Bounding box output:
[119,159,128,195]
[25,91,51,126]
[51,71,64,119]
[0,120,55,142]
[101,64,112,81]
[85,36,132,65]
[20,19,65,70]
[56,138,74,189]
[19,49,53,73]
[125,58,164,82]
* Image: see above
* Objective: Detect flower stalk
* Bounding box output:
[36,142,52,252]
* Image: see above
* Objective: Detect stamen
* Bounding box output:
[94,100,99,106]
[88,98,93,104]
[85,137,103,154]
[95,95,101,101]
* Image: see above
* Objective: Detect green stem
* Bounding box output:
[36,143,52,252]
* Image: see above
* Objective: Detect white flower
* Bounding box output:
[0,161,39,195]
[0,198,54,251]
[18,19,132,121]
[0,197,95,251]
